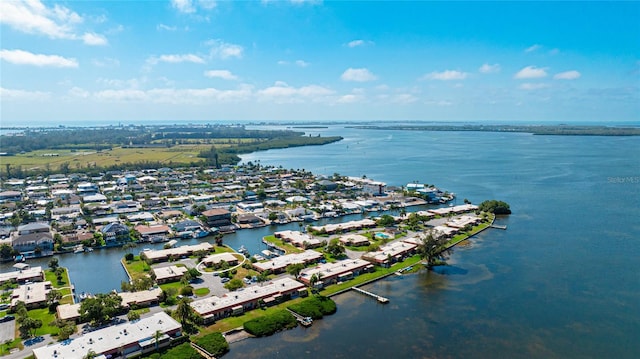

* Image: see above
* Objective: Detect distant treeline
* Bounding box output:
[0,125,311,154]
[347,125,640,136]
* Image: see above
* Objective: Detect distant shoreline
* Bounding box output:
[345,124,640,136]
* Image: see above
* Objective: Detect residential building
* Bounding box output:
[101,222,130,246]
[298,259,373,287]
[33,312,182,359]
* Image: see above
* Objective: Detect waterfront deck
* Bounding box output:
[490,224,507,230]
[352,286,389,303]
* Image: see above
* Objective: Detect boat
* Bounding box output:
[238,245,250,255]
[253,254,265,261]
[74,246,84,254]
[84,247,93,252]
[14,255,25,262]
[301,317,313,327]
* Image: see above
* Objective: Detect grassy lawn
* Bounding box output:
[194,288,210,297]
[159,281,183,293]
[43,268,74,305]
[445,218,492,249]
[28,308,58,336]
[0,338,22,356]
[122,256,151,281]
[320,255,423,296]
[262,235,303,254]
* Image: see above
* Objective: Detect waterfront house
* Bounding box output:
[152,265,187,284]
[141,242,213,263]
[190,278,306,323]
[298,259,374,287]
[33,312,182,359]
[118,287,163,307]
[202,252,239,268]
[134,224,171,242]
[361,239,418,267]
[11,223,54,255]
[0,265,44,285]
[101,222,131,246]
[11,281,52,309]
[274,230,323,249]
[202,208,232,227]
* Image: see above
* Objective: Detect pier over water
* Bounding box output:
[352,286,389,303]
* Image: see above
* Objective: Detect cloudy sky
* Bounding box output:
[1,0,638,125]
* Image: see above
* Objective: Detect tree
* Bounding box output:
[0,244,15,260]
[268,212,278,222]
[83,349,97,359]
[325,238,345,258]
[19,317,42,339]
[175,297,194,326]
[224,278,244,291]
[376,214,396,227]
[48,257,59,271]
[80,293,123,326]
[477,200,511,214]
[416,231,452,267]
[46,290,62,305]
[286,263,305,278]
[55,267,65,284]
[127,310,140,321]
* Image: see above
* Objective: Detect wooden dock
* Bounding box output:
[490,224,507,230]
[287,309,313,326]
[352,286,389,303]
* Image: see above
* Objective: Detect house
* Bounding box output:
[274,230,323,249]
[190,278,306,323]
[202,253,239,269]
[202,208,232,227]
[118,287,163,307]
[361,238,419,267]
[152,265,187,284]
[298,259,373,287]
[11,281,52,309]
[33,312,182,359]
[236,213,265,228]
[11,223,54,255]
[252,250,323,274]
[141,242,213,263]
[0,190,22,203]
[338,234,370,247]
[0,265,44,285]
[101,222,131,246]
[134,224,171,241]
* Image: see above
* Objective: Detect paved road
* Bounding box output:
[0,319,15,343]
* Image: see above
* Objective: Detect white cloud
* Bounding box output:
[0,0,107,45]
[337,94,362,103]
[147,54,205,65]
[257,82,334,103]
[171,0,196,13]
[198,0,217,10]
[157,24,178,31]
[525,44,542,53]
[204,70,238,80]
[82,32,107,46]
[553,70,581,80]
[391,94,418,104]
[518,83,549,90]
[0,49,78,68]
[295,60,309,67]
[92,58,120,67]
[422,70,468,81]
[346,39,373,48]
[479,63,501,74]
[341,68,377,82]
[0,87,51,101]
[206,39,243,59]
[68,87,90,98]
[514,66,548,79]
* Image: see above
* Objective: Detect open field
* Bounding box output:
[0,145,212,172]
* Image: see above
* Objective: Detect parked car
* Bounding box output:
[0,315,15,322]
[221,277,230,283]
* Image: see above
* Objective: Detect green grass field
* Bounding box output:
[1,145,212,172]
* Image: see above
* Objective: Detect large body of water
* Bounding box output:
[3,126,638,357]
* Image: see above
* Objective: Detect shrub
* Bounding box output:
[193,332,229,357]
[124,253,134,261]
[180,286,194,296]
[288,295,337,320]
[243,310,297,337]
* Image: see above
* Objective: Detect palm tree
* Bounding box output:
[175,297,193,326]
[154,329,162,352]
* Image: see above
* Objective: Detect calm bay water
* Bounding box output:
[3,126,638,357]
[236,127,640,358]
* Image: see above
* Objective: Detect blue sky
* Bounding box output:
[1,0,639,125]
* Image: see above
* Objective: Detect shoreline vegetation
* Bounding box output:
[345,124,640,136]
[0,125,342,177]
